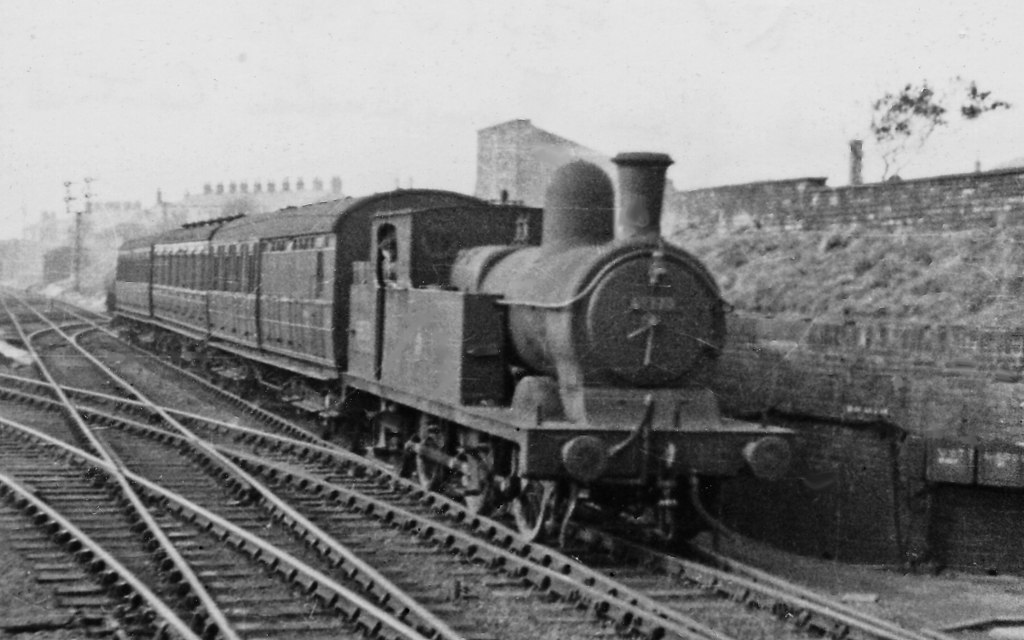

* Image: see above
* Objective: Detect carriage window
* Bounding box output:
[314,251,324,297]
[215,246,226,290]
[228,245,238,292]
[246,244,257,292]
[240,244,249,293]
[376,224,398,286]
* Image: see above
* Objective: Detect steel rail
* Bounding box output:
[56,303,320,445]
[569,526,958,640]
[0,374,737,638]
[47,317,467,640]
[0,470,201,640]
[25,384,726,640]
[0,375,725,640]
[4,295,241,640]
[0,415,433,640]
[0,371,930,640]
[51,297,951,640]
[689,545,960,640]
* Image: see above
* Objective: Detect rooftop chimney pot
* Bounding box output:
[849,139,864,186]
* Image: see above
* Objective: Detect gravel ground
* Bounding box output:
[701,531,1024,638]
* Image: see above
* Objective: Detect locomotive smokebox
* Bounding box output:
[612,152,673,240]
[542,160,615,251]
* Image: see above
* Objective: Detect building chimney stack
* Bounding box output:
[849,139,864,186]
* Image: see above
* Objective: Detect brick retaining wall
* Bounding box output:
[717,314,1024,440]
[672,167,1024,233]
[714,313,1024,570]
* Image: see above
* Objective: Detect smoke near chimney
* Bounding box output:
[312,177,324,191]
[330,176,342,194]
[216,183,224,194]
[282,178,291,191]
[268,181,276,193]
[203,183,212,195]
[296,178,305,190]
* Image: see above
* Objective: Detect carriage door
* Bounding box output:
[374,224,398,379]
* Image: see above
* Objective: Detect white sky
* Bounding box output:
[3,0,1024,238]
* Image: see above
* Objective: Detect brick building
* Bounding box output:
[165,176,345,224]
[474,119,616,206]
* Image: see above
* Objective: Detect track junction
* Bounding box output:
[0,291,959,640]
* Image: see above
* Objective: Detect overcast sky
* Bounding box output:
[3,0,1024,238]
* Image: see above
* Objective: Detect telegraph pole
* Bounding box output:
[73,178,94,293]
[63,181,77,290]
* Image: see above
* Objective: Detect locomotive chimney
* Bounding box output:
[612,152,673,240]
[542,160,614,251]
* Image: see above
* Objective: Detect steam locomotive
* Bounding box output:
[113,153,791,542]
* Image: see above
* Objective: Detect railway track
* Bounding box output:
[0,295,453,639]
[6,293,734,639]
[0,292,959,640]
